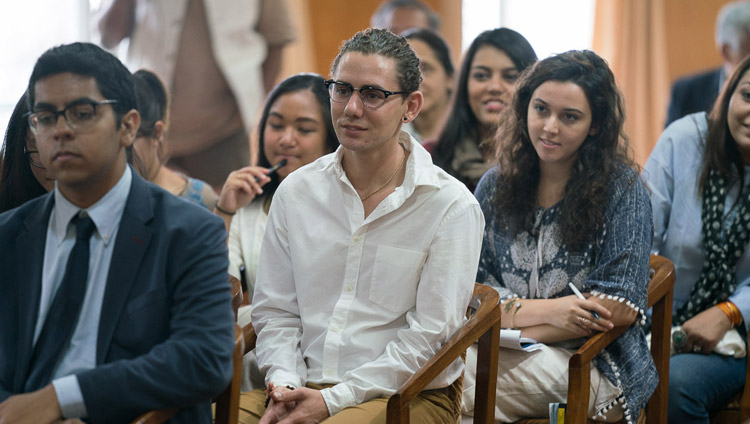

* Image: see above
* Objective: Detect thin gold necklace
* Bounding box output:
[360,146,407,201]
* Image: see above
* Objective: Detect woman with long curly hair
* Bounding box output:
[428,28,536,191]
[644,54,750,424]
[466,50,656,423]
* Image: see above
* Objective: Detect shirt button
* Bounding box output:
[345,285,353,292]
[325,368,334,375]
[332,326,340,332]
[353,236,361,242]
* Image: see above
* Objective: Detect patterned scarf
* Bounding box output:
[673,168,750,326]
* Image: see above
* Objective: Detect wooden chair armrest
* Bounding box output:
[646,255,674,309]
[214,323,244,424]
[646,254,675,424]
[565,325,628,423]
[387,284,501,423]
[741,326,750,421]
[230,276,243,321]
[130,408,179,424]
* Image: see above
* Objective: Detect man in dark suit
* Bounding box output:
[0,43,234,424]
[665,0,750,127]
[665,67,722,127]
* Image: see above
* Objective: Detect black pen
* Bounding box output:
[255,159,288,182]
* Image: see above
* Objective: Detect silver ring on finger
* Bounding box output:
[692,345,702,353]
[578,316,587,328]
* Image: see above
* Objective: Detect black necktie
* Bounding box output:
[25,214,96,391]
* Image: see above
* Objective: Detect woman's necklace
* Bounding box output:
[360,146,407,201]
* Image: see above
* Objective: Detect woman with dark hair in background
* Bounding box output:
[132,69,219,210]
[215,73,339,300]
[0,92,53,213]
[401,28,454,143]
[644,54,750,424]
[429,28,536,191]
[467,50,656,423]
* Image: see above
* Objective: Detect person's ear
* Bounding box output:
[119,109,140,149]
[401,91,424,124]
[588,124,600,136]
[152,120,166,142]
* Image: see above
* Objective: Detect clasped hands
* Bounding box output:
[550,293,639,336]
[260,382,329,424]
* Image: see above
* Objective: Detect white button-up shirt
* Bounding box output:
[252,133,484,415]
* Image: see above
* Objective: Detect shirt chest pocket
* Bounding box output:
[369,245,427,314]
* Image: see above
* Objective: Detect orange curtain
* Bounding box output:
[592,0,669,166]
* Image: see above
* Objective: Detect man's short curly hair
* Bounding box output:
[330,28,422,94]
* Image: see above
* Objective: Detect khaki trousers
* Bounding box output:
[239,378,462,424]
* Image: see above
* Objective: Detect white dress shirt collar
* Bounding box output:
[323,131,441,196]
[52,166,132,247]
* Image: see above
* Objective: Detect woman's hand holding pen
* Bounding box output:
[548,295,614,336]
[217,166,272,214]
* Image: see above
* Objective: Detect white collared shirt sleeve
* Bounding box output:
[52,375,86,418]
[251,185,307,389]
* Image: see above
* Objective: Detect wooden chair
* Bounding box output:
[241,282,502,424]
[230,275,243,320]
[513,254,676,424]
[131,275,246,424]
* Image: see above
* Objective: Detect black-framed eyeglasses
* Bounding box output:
[27,99,119,135]
[23,145,45,169]
[325,80,410,109]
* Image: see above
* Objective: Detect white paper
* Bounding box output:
[499,329,544,352]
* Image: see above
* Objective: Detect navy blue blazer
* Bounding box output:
[0,171,234,424]
[665,67,722,127]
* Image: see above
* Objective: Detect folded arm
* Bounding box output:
[97,0,137,49]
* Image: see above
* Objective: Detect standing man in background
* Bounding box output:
[370,0,440,35]
[665,0,750,127]
[98,0,296,192]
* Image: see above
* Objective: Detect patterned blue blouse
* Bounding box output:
[474,166,658,421]
[179,176,219,211]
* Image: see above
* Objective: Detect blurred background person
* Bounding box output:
[370,0,440,35]
[402,28,454,143]
[0,92,53,213]
[665,0,750,127]
[132,69,219,210]
[428,28,537,191]
[98,0,296,193]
